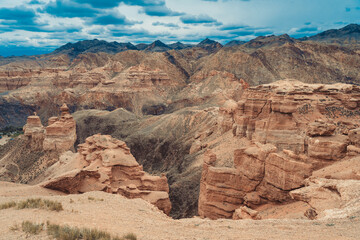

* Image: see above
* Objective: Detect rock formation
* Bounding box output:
[23,104,76,153]
[43,104,77,152]
[41,134,171,215]
[199,80,360,219]
[23,113,45,151]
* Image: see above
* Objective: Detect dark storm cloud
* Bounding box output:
[42,0,99,18]
[180,14,219,25]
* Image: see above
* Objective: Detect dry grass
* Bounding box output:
[46,222,137,240]
[21,221,44,235]
[0,201,16,210]
[17,198,63,212]
[0,198,63,212]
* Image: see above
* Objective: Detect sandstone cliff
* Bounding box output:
[198,80,360,219]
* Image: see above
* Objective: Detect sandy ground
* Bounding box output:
[0,181,359,240]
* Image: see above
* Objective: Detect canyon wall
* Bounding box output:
[199,80,360,219]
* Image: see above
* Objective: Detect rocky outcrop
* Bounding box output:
[199,80,360,220]
[43,104,76,152]
[23,114,45,151]
[23,104,76,153]
[41,134,171,215]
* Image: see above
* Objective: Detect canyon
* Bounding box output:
[0,24,359,228]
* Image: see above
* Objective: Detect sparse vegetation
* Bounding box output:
[88,196,104,202]
[0,126,23,138]
[13,220,138,240]
[46,222,137,240]
[21,221,44,235]
[0,201,16,210]
[0,198,63,212]
[17,198,63,212]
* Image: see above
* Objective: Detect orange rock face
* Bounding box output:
[198,80,360,219]
[23,104,76,154]
[23,115,45,151]
[43,104,77,152]
[42,134,171,215]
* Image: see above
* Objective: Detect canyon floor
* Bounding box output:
[0,181,359,240]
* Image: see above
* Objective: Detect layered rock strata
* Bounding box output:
[43,104,77,152]
[23,104,76,153]
[41,134,171,215]
[199,80,360,219]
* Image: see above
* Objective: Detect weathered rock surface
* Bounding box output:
[43,104,77,152]
[41,134,171,215]
[199,80,360,220]
[23,114,45,151]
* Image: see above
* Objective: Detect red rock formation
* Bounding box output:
[23,113,45,151]
[43,104,76,152]
[41,134,171,215]
[199,80,360,219]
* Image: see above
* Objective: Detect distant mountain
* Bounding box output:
[197,38,223,52]
[52,39,137,57]
[243,34,296,49]
[224,40,246,47]
[135,43,149,50]
[168,42,193,50]
[144,40,171,52]
[300,24,360,46]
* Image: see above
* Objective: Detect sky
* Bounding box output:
[0,0,359,56]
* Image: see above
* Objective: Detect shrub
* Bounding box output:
[0,201,16,210]
[21,221,43,235]
[17,198,63,212]
[46,222,137,240]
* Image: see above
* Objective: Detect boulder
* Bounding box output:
[264,152,312,190]
[307,135,349,160]
[232,206,260,220]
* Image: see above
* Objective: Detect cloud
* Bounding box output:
[296,27,318,32]
[42,0,99,18]
[152,22,180,28]
[229,30,254,36]
[73,0,167,9]
[139,4,182,16]
[93,13,139,25]
[28,0,42,4]
[0,7,36,23]
[219,24,248,31]
[0,7,43,33]
[180,14,220,25]
[254,30,273,36]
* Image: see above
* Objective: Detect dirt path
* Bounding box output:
[0,182,359,240]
